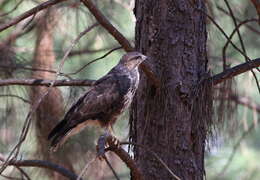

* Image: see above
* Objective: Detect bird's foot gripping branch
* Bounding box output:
[96,133,120,159]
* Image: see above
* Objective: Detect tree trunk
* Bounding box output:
[130,0,212,179]
[30,9,74,180]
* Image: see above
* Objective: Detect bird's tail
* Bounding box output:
[48,120,71,152]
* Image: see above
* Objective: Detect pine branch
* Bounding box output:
[212,58,260,85]
[0,0,67,32]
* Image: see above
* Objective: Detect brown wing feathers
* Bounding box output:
[47,75,121,151]
[47,52,145,151]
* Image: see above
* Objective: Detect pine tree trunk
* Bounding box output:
[130,0,211,179]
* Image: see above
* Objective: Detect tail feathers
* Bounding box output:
[49,127,72,152]
[48,119,71,152]
[48,119,67,140]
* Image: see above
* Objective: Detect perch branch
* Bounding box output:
[212,58,260,85]
[104,136,143,180]
[0,0,67,32]
[120,141,181,180]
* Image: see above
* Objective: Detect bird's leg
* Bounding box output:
[96,126,120,159]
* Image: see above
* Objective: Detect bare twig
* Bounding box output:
[77,157,96,180]
[222,18,258,69]
[0,157,82,180]
[0,79,94,87]
[212,58,260,85]
[0,0,67,32]
[104,155,120,180]
[217,6,260,35]
[0,94,31,104]
[16,167,31,180]
[223,0,260,94]
[0,0,24,17]
[200,10,252,63]
[57,23,99,74]
[224,0,247,64]
[66,46,122,75]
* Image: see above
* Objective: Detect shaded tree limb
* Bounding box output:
[0,158,82,180]
[104,136,143,180]
[80,0,160,87]
[0,79,94,87]
[0,0,67,32]
[212,58,260,85]
[80,0,132,51]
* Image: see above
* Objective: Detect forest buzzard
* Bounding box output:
[48,52,146,151]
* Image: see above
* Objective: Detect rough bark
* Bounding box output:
[130,1,212,180]
[30,9,74,180]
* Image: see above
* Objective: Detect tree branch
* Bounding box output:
[0,79,94,87]
[217,6,260,35]
[80,0,133,51]
[0,0,67,32]
[212,58,260,85]
[0,156,82,180]
[105,136,144,180]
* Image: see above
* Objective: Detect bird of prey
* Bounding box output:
[48,52,146,151]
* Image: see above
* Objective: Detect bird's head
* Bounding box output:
[120,52,147,70]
